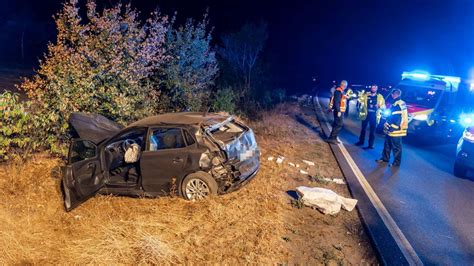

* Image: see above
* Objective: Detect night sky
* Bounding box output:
[2,0,474,91]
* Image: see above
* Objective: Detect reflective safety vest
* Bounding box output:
[358,92,386,124]
[329,87,347,112]
[345,88,356,100]
[388,99,408,137]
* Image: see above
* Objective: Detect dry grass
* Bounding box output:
[0,102,377,265]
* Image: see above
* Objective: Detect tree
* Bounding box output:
[158,13,219,112]
[20,0,168,153]
[218,21,268,93]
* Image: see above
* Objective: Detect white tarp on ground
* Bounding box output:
[296,186,358,215]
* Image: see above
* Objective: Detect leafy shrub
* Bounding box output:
[211,87,236,114]
[0,91,34,161]
[158,14,218,112]
[261,88,286,109]
[19,0,168,154]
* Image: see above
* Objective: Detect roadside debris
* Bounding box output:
[332,178,346,185]
[310,175,346,185]
[288,162,300,168]
[276,156,285,164]
[296,186,358,215]
[267,155,346,183]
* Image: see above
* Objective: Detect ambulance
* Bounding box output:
[381,71,473,139]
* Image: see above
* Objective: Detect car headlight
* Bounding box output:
[413,114,428,121]
[463,129,474,142]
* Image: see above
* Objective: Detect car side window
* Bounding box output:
[149,128,186,151]
[70,140,97,163]
[112,129,146,146]
[184,130,196,146]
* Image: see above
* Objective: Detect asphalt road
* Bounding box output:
[318,94,474,265]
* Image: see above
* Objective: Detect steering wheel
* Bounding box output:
[122,139,137,152]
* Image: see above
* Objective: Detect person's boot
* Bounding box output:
[355,141,364,146]
[363,146,374,150]
[375,158,388,163]
[389,162,401,167]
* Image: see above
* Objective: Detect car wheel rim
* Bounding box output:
[185,178,210,200]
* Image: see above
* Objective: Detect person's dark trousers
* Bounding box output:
[359,112,377,147]
[329,111,344,139]
[344,101,350,117]
[382,135,402,164]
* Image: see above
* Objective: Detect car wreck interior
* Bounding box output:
[103,127,196,186]
[104,129,146,186]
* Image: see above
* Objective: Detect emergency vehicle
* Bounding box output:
[380,71,473,139]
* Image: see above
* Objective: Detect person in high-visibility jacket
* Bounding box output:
[376,89,408,167]
[343,87,357,117]
[326,80,348,144]
[355,85,385,149]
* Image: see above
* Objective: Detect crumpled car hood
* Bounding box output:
[69,112,124,144]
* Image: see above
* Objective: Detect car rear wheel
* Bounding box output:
[454,162,468,178]
[182,172,218,200]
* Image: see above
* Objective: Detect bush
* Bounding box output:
[0,91,34,161]
[158,14,218,112]
[211,87,236,114]
[20,0,168,154]
[261,88,287,109]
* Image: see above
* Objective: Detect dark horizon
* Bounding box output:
[2,0,474,92]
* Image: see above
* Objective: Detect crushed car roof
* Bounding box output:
[127,112,229,128]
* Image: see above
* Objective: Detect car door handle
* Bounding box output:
[172,158,184,163]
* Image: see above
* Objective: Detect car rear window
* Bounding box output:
[209,121,245,142]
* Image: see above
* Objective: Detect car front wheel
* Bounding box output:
[181,172,218,200]
[454,162,468,178]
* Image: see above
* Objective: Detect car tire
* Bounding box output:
[454,162,468,178]
[181,171,218,200]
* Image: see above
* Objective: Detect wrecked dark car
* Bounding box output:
[62,112,260,211]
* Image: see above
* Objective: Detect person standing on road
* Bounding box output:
[344,87,356,117]
[355,85,385,149]
[376,89,408,167]
[326,80,348,144]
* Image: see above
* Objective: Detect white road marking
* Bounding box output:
[315,96,423,266]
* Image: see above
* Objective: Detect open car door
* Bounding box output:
[62,139,104,211]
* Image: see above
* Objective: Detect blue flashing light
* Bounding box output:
[402,71,430,81]
[383,109,391,117]
[464,117,473,125]
[460,113,474,127]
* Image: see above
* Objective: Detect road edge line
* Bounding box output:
[314,95,423,266]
